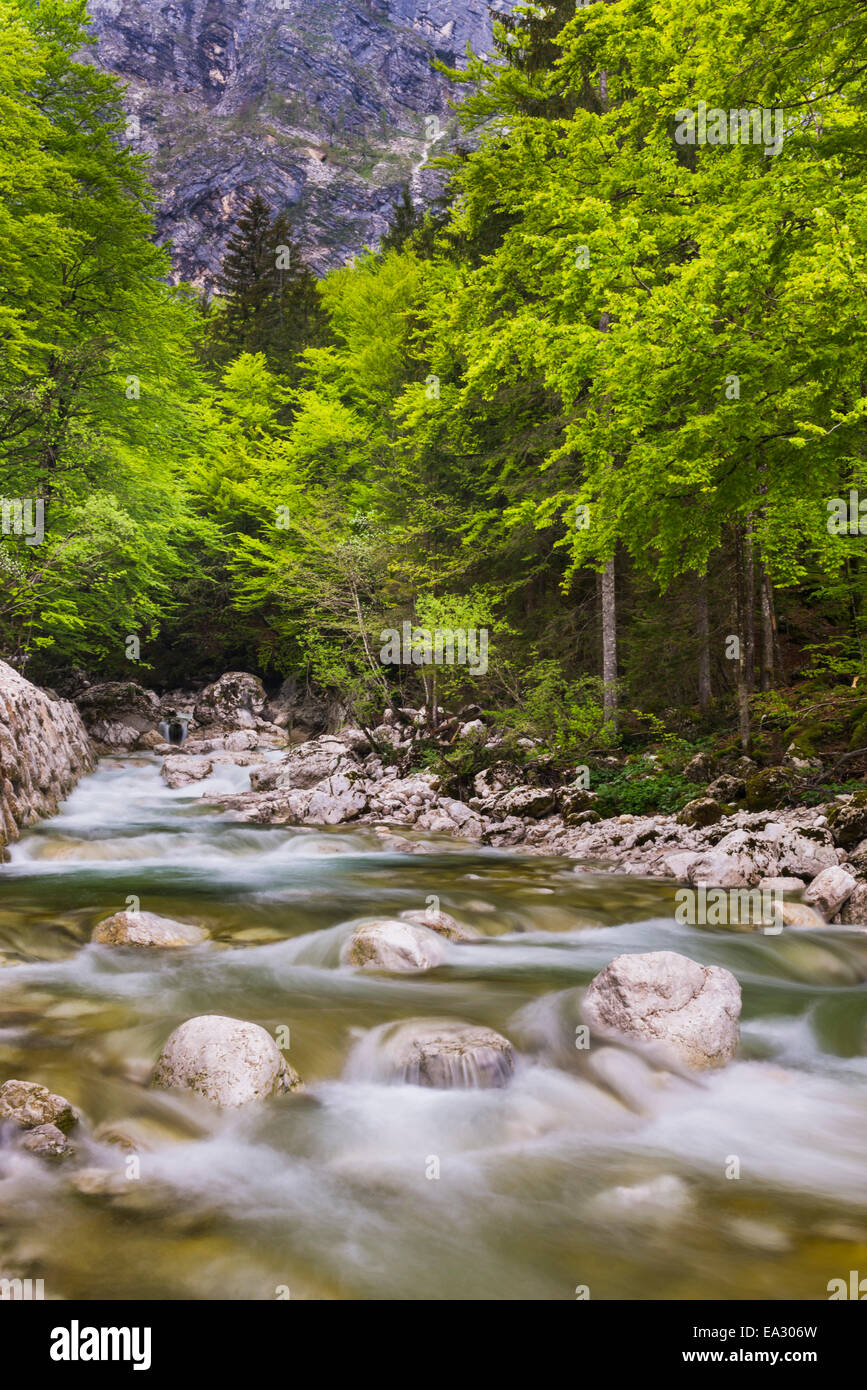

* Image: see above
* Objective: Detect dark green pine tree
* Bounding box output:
[492,2,583,117]
[214,193,326,377]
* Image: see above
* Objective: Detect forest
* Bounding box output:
[3,0,867,776]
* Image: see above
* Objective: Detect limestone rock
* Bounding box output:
[803,865,856,919]
[354,1018,516,1088]
[193,672,266,729]
[340,918,447,972]
[153,1015,301,1107]
[582,950,741,1069]
[92,910,209,948]
[161,754,214,787]
[0,1079,79,1131]
[399,907,478,941]
[0,660,95,855]
[676,797,724,828]
[18,1122,74,1159]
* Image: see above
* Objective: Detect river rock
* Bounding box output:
[358,1018,516,1088]
[399,907,478,941]
[92,910,208,948]
[161,754,214,787]
[340,918,447,971]
[776,901,827,930]
[0,1079,79,1131]
[803,865,856,919]
[153,1015,301,1106]
[582,951,741,1069]
[18,1122,74,1159]
[840,881,867,924]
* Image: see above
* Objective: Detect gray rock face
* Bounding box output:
[74,679,159,748]
[582,951,742,1069]
[83,0,511,285]
[351,1018,516,1088]
[340,917,447,971]
[0,661,95,856]
[153,1015,301,1106]
[92,910,209,948]
[0,1079,80,1132]
[193,671,266,728]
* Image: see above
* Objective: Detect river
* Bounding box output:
[1,755,865,1299]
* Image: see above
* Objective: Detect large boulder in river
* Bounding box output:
[74,680,159,748]
[582,951,741,1069]
[340,918,447,972]
[351,1019,516,1088]
[153,1015,301,1107]
[92,910,209,948]
[399,907,478,941]
[161,754,214,788]
[193,672,266,730]
[0,1079,79,1131]
[0,660,94,853]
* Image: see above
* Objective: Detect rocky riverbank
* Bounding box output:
[0,660,94,857]
[54,667,867,926]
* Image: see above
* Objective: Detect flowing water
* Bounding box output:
[1,755,866,1300]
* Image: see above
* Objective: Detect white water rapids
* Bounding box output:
[0,755,865,1299]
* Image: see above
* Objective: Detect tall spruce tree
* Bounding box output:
[214,194,325,377]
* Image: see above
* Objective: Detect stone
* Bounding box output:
[683,751,717,783]
[356,1018,516,1088]
[75,680,159,748]
[706,775,747,802]
[0,661,95,856]
[193,672,267,729]
[777,901,827,930]
[560,785,599,818]
[399,907,478,941]
[803,865,857,919]
[676,797,724,828]
[153,1015,301,1107]
[581,950,741,1069]
[757,876,807,892]
[92,910,209,948]
[161,755,214,787]
[0,1079,79,1131]
[477,785,556,820]
[340,918,447,971]
[744,765,800,811]
[827,792,867,849]
[18,1122,74,1159]
[840,881,867,924]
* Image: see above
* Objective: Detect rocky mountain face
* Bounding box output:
[83,0,510,285]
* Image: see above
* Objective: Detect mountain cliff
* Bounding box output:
[83,0,510,284]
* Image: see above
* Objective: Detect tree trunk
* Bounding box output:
[600,557,617,732]
[696,571,712,713]
[759,562,776,691]
[733,527,752,753]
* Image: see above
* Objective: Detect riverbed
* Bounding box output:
[0,756,865,1299]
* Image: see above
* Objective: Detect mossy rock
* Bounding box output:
[676,797,724,828]
[826,791,867,849]
[744,765,801,811]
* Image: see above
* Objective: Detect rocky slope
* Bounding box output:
[0,662,95,857]
[83,0,511,284]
